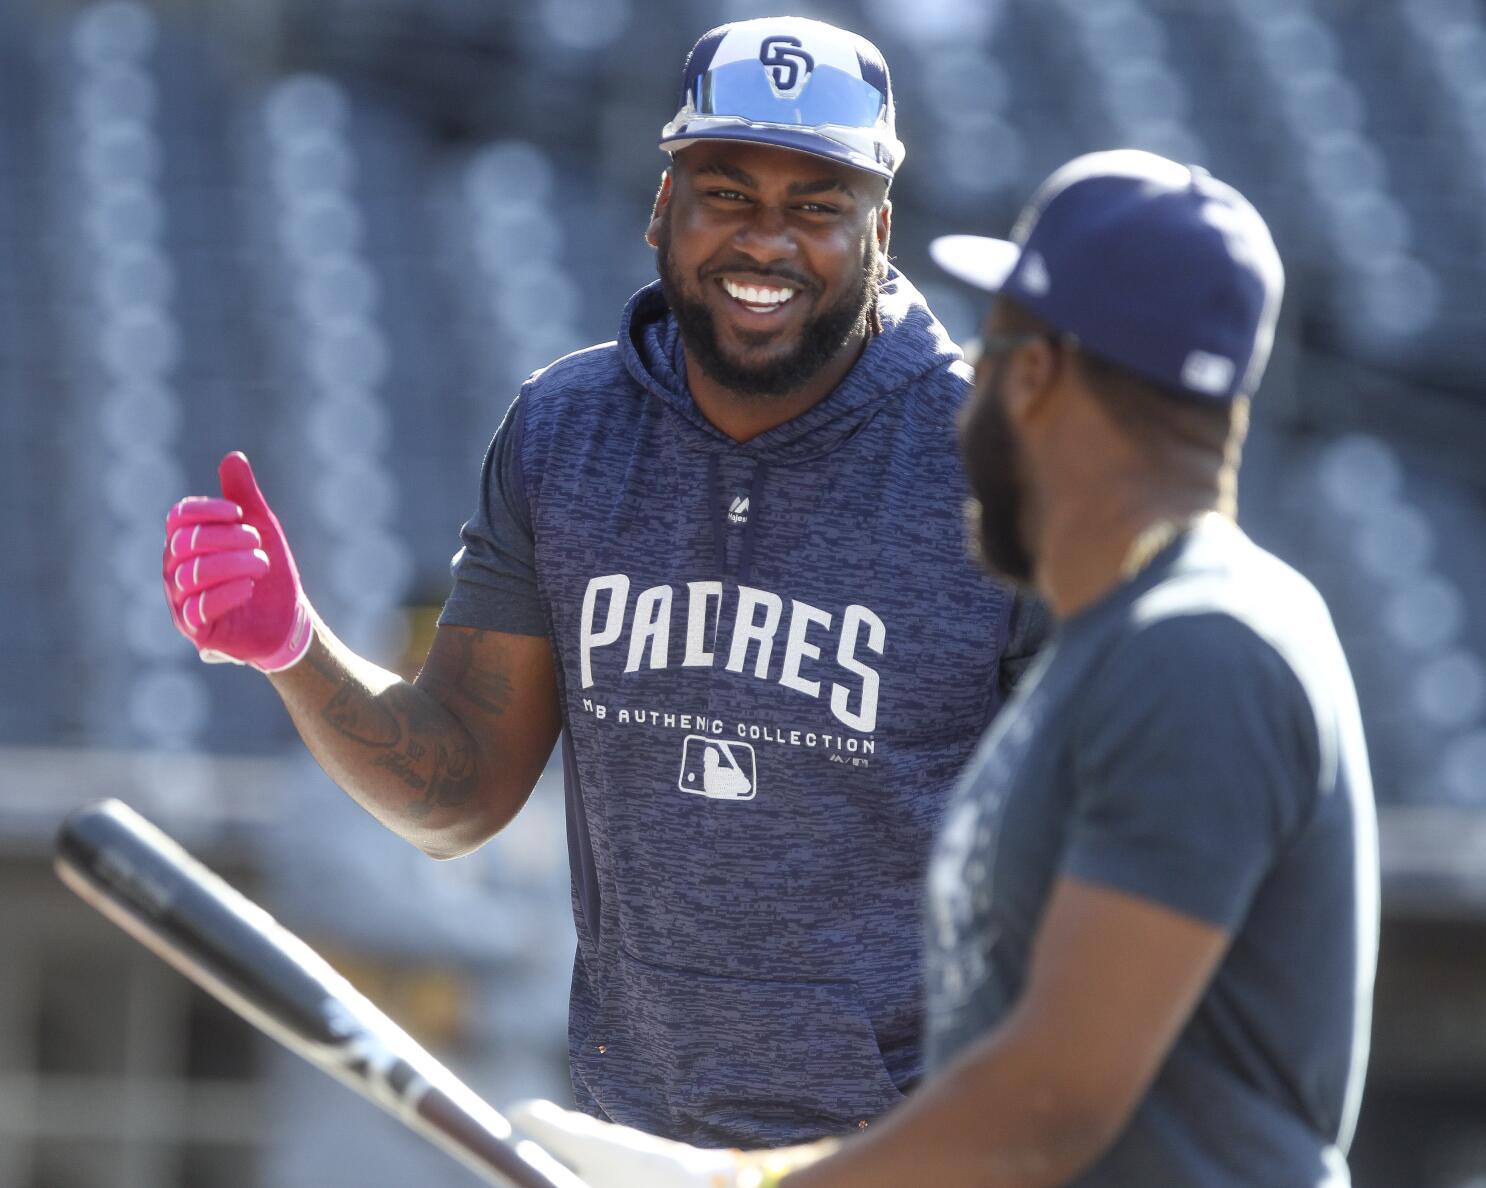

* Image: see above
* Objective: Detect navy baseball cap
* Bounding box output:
[931,150,1284,400]
[660,17,904,182]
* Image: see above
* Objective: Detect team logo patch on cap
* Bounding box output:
[760,34,814,96]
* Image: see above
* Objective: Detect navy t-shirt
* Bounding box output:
[926,515,1379,1186]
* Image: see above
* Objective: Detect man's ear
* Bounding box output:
[875,196,892,257]
[1005,337,1061,429]
[645,169,673,248]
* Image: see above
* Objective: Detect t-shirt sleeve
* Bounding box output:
[1063,613,1319,929]
[438,393,548,636]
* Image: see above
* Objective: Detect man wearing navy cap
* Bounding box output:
[513,151,1380,1186]
[161,16,1045,1149]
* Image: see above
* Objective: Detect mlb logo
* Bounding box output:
[677,736,757,801]
[1181,349,1236,396]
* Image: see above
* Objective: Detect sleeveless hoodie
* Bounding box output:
[448,269,1015,1146]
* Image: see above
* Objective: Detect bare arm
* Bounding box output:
[780,877,1229,1188]
[270,618,563,860]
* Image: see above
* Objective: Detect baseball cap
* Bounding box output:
[930,149,1284,401]
[659,17,904,182]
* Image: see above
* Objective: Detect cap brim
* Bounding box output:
[661,127,896,181]
[929,234,1020,292]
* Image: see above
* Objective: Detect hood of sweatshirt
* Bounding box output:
[618,266,965,582]
[618,265,964,466]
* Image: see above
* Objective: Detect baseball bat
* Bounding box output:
[54,798,586,1188]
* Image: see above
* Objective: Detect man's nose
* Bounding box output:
[732,204,797,262]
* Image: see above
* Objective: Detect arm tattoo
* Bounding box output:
[423,630,515,716]
[306,646,340,682]
[463,662,514,715]
[310,636,514,820]
[311,651,482,818]
[323,685,401,747]
[390,682,447,736]
[410,738,477,818]
[372,749,427,791]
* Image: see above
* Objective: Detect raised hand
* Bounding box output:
[163,451,313,673]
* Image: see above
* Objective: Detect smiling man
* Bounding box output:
[160,17,1045,1147]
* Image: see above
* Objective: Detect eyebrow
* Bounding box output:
[692,162,854,198]
[786,177,852,197]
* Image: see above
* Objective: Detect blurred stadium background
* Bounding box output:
[0,0,1484,1183]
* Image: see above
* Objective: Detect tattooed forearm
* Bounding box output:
[420,629,516,715]
[306,645,342,682]
[463,664,514,715]
[316,677,476,819]
[388,682,450,737]
[373,750,427,791]
[410,738,478,818]
[271,624,556,856]
[322,684,402,746]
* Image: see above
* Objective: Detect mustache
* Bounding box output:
[701,261,817,291]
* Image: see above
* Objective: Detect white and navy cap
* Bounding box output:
[660,17,904,182]
[932,150,1285,401]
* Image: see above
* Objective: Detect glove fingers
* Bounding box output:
[508,1100,594,1143]
[166,497,243,532]
[169,548,271,598]
[164,576,193,636]
[166,521,263,563]
[506,1104,597,1178]
[200,578,257,622]
[505,1100,727,1188]
[179,578,257,633]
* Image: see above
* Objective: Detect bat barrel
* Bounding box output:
[55,799,585,1188]
[56,798,350,1048]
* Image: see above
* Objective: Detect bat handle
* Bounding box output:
[419,1086,580,1188]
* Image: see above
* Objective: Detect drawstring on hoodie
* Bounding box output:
[737,460,767,587]
[707,453,726,578]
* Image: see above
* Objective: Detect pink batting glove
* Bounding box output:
[163,451,314,673]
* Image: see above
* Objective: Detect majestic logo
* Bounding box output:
[760,35,815,95]
[728,496,750,525]
[678,736,756,800]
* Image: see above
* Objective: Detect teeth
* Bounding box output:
[722,278,796,307]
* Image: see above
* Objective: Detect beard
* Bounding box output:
[959,361,1036,589]
[655,218,881,399]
